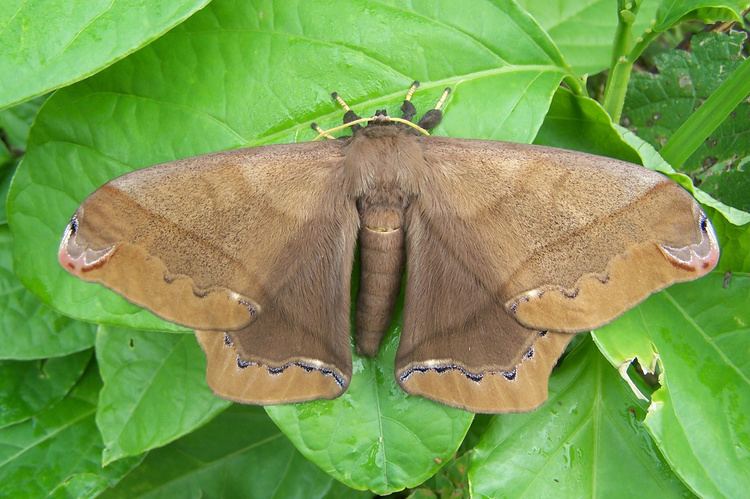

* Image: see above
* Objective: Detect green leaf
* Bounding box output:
[622,31,750,173]
[0,363,142,498]
[8,0,569,331]
[99,405,367,499]
[0,94,97,364]
[469,338,690,498]
[0,143,9,169]
[0,350,90,429]
[700,158,750,212]
[0,96,47,152]
[539,97,750,226]
[535,87,641,163]
[615,124,750,225]
[267,306,473,496]
[709,208,750,272]
[652,0,747,31]
[593,273,750,498]
[0,0,211,110]
[516,0,660,75]
[407,453,471,499]
[661,45,750,170]
[96,327,230,464]
[0,162,13,224]
[0,226,96,360]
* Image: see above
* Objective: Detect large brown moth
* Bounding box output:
[58,82,719,413]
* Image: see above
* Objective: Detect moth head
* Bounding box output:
[313,84,450,140]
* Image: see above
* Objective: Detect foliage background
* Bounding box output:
[0,0,748,497]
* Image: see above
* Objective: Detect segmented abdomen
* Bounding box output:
[355,218,405,357]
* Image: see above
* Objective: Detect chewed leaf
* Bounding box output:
[469,338,690,497]
[593,273,750,498]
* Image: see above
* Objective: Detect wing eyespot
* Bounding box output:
[238,299,257,317]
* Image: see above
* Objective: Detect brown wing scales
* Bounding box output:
[60,141,358,401]
[396,137,718,412]
[60,127,718,412]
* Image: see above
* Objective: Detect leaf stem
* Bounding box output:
[660,55,750,168]
[563,73,585,96]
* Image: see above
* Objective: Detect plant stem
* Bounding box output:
[602,57,633,123]
[602,29,659,123]
[609,2,635,68]
[563,73,585,96]
[660,55,750,168]
[603,0,645,122]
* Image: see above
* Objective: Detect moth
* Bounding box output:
[59,82,719,413]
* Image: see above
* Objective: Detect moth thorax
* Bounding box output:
[359,208,401,232]
[357,190,406,232]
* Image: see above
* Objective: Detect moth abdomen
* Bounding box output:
[355,209,405,357]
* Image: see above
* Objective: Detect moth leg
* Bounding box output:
[400,80,420,122]
[331,92,362,132]
[417,87,451,131]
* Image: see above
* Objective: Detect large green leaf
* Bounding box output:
[267,304,473,496]
[96,327,230,464]
[8,0,570,331]
[0,0,211,110]
[469,338,690,498]
[593,273,750,498]
[0,350,90,429]
[535,87,641,162]
[0,226,96,360]
[652,0,747,31]
[100,405,367,499]
[0,363,142,498]
[517,0,660,75]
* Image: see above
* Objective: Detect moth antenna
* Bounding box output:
[417,87,452,131]
[312,117,430,140]
[401,81,420,122]
[331,91,362,129]
[331,92,351,112]
[404,81,420,102]
[434,87,451,111]
[310,122,335,140]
